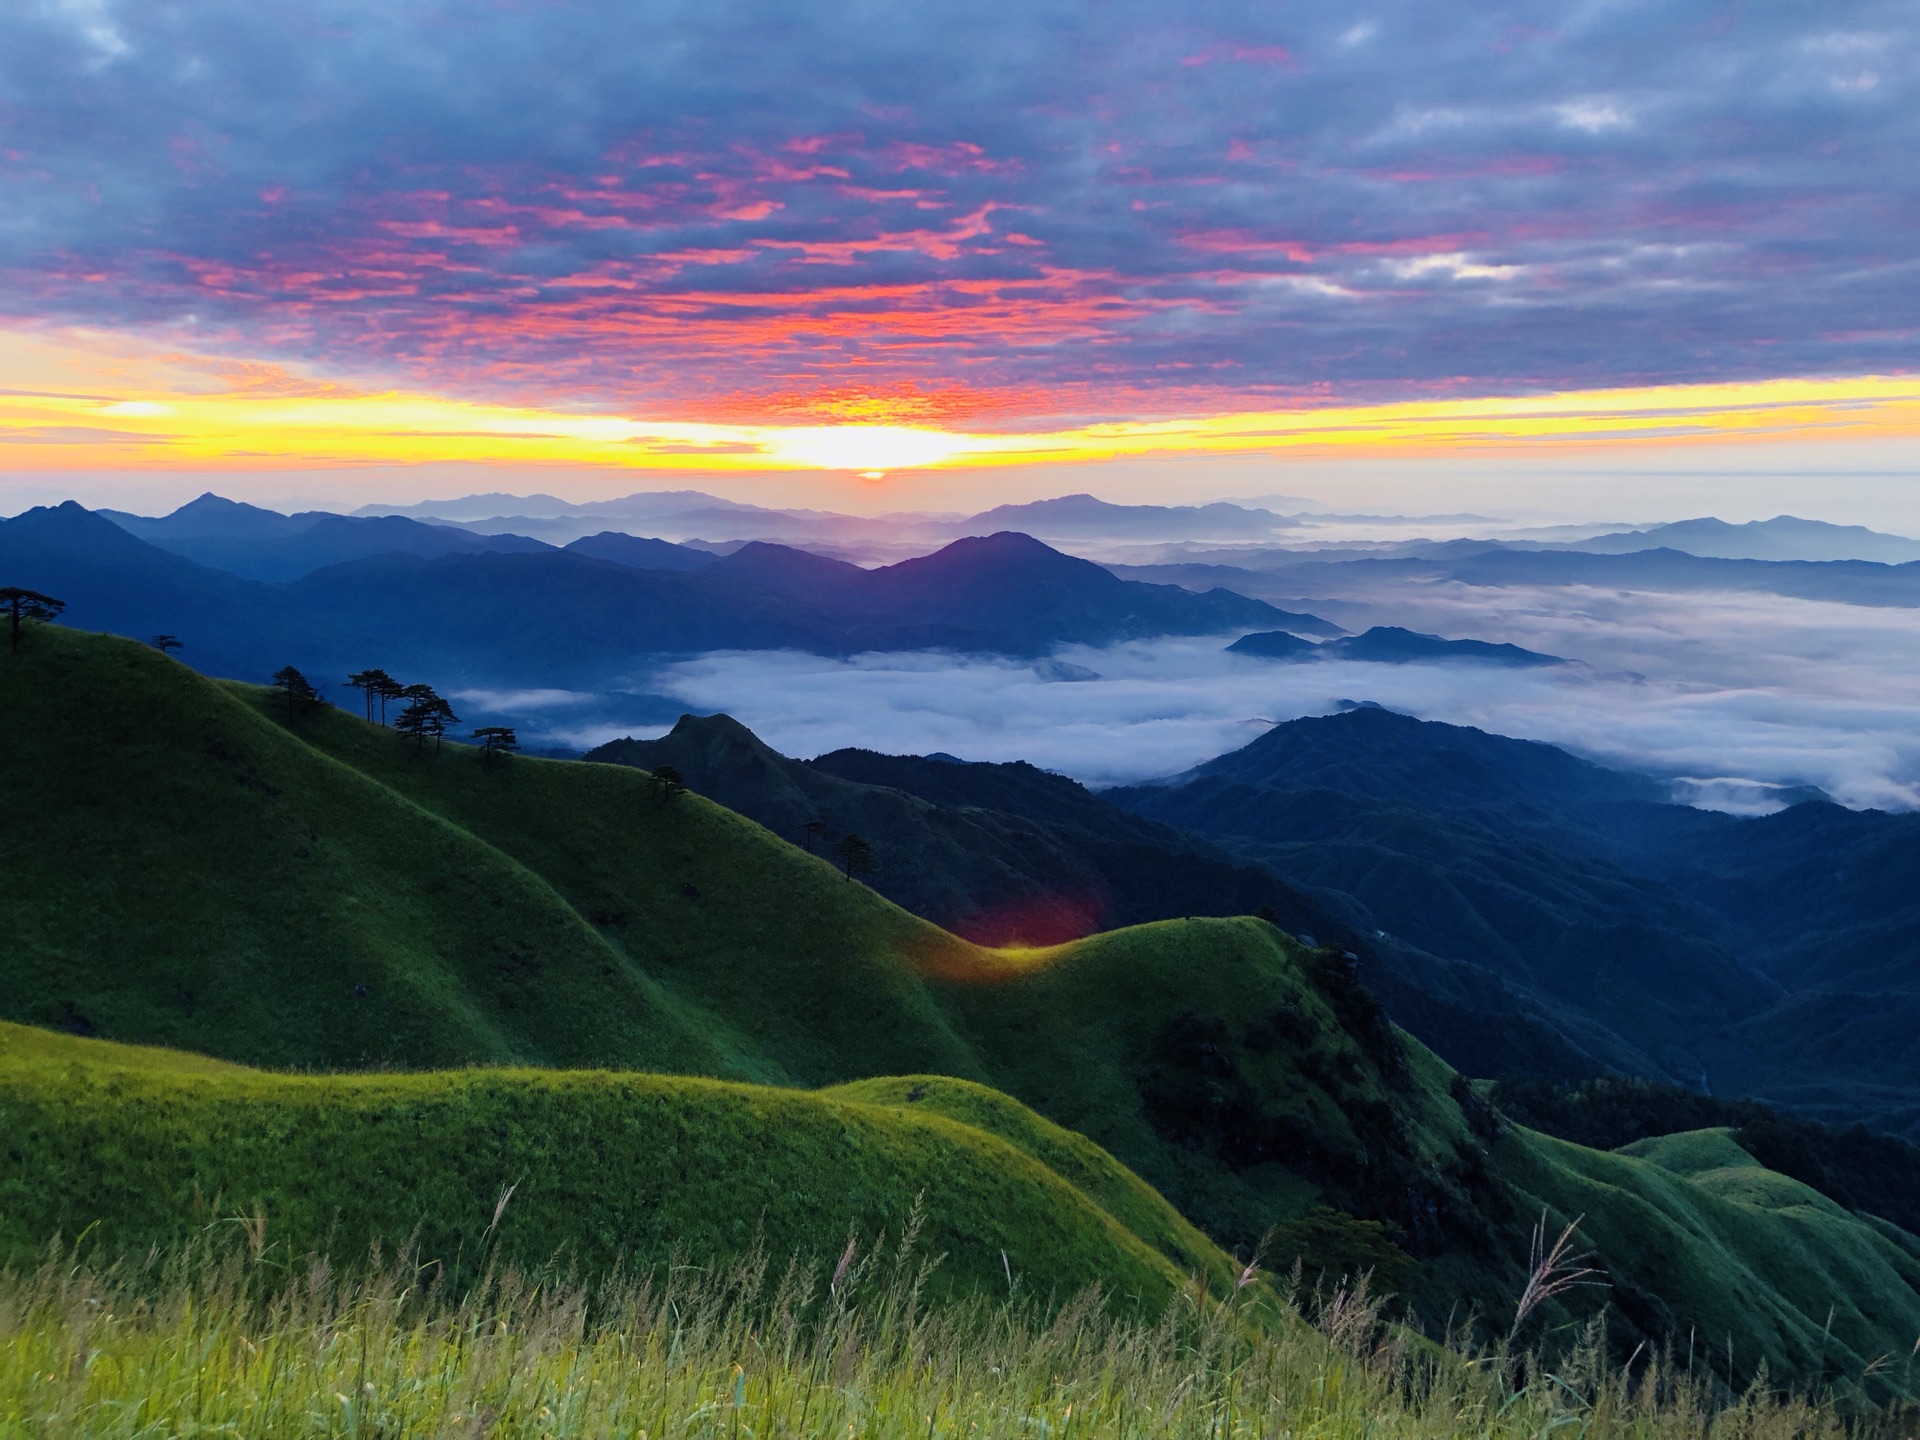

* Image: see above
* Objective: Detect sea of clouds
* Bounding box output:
[503,583,1920,812]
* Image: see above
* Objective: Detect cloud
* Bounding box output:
[0,0,1915,417]
[570,586,1920,810]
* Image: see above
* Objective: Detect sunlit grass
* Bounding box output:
[0,1231,1895,1440]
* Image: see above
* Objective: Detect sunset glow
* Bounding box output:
[5,327,1917,481]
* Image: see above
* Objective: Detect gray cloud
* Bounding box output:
[1,0,1917,408]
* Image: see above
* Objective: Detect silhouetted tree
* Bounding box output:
[150,634,183,655]
[347,668,396,724]
[271,665,320,721]
[373,674,405,725]
[473,725,519,766]
[1,587,65,653]
[835,832,875,883]
[652,764,687,802]
[801,818,829,854]
[396,684,458,753]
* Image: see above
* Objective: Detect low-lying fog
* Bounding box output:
[486,583,1920,812]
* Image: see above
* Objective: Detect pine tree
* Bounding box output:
[0,587,65,653]
[835,832,875,883]
[473,725,519,766]
[270,665,320,721]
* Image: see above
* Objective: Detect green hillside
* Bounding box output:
[1504,1126,1920,1395]
[5,628,1920,1392]
[0,1022,1216,1307]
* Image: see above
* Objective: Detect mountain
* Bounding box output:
[0,501,311,678]
[96,492,556,581]
[4,505,1311,685]
[957,494,1305,541]
[588,716,1628,1084]
[354,488,950,548]
[562,531,718,571]
[100,491,314,539]
[810,532,1289,650]
[1568,515,1920,564]
[1226,629,1317,658]
[1108,707,1920,1136]
[587,714,1363,948]
[1228,626,1563,666]
[1113,546,1920,613]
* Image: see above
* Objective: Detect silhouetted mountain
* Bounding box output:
[1227,630,1317,658]
[5,505,1307,684]
[1227,626,1563,666]
[1109,707,1920,1136]
[1326,627,1563,666]
[562,532,718,571]
[1567,515,1920,564]
[1116,546,1920,612]
[707,540,870,596]
[101,492,312,539]
[97,493,554,581]
[354,488,947,548]
[0,502,310,677]
[958,493,1304,540]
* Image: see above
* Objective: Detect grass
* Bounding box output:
[0,630,1488,1270]
[0,1243,1889,1440]
[0,1023,1222,1310]
[1502,1126,1920,1397]
[7,629,1920,1395]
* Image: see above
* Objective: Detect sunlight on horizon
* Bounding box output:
[4,328,1920,487]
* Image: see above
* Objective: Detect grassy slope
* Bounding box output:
[7,631,1920,1385]
[822,1074,1238,1292]
[1505,1125,1920,1385]
[0,632,744,1076]
[220,665,1488,1271]
[250,673,988,1087]
[0,1022,1208,1307]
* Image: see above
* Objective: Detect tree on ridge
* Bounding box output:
[347,668,397,724]
[801,818,829,854]
[150,635,183,655]
[271,665,321,722]
[1,587,65,653]
[835,832,875,884]
[373,674,405,725]
[396,684,458,754]
[473,725,519,766]
[651,764,687,803]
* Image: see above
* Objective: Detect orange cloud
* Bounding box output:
[3,327,1918,478]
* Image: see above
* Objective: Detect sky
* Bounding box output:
[3,0,1919,516]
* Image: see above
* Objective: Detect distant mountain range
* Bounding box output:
[0,501,1307,687]
[960,493,1306,540]
[1564,515,1920,564]
[1229,625,1563,666]
[1110,707,1920,1137]
[1120,543,1920,612]
[339,487,1920,563]
[100,493,555,581]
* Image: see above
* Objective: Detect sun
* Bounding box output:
[759,424,979,472]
